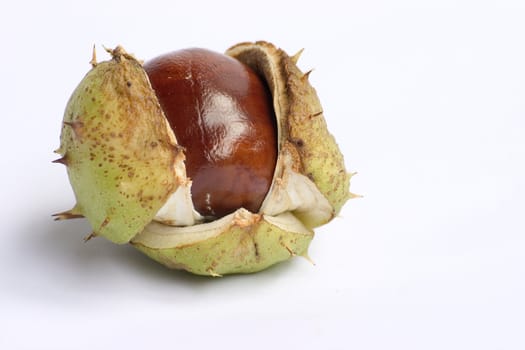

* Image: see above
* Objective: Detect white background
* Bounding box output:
[1,0,524,349]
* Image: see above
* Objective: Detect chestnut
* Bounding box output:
[55,41,353,276]
[143,48,277,219]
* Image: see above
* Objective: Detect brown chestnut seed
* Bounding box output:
[144,49,277,219]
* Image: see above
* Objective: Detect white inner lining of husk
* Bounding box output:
[135,209,311,248]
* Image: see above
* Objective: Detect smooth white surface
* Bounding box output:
[1,0,524,349]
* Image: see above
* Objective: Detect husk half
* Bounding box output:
[55,47,182,244]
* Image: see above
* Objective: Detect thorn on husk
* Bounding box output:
[349,192,363,199]
[301,254,316,266]
[104,45,139,63]
[301,69,314,81]
[83,232,96,242]
[52,155,69,166]
[291,48,304,64]
[52,209,84,221]
[89,44,97,67]
[207,268,222,277]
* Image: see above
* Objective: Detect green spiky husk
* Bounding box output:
[57,49,179,244]
[56,42,352,276]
